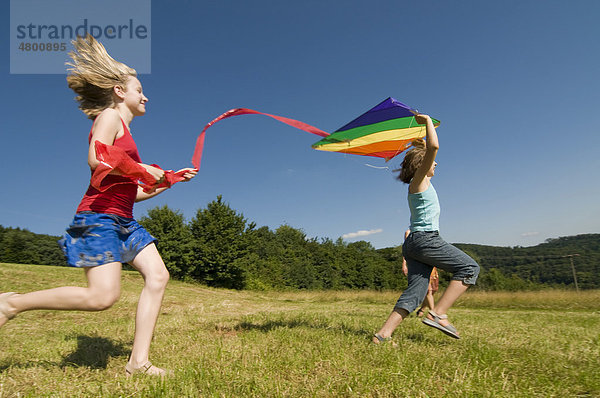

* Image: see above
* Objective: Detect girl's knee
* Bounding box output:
[146,267,170,291]
[87,289,120,310]
[159,268,170,287]
[158,267,170,284]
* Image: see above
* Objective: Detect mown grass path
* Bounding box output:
[1,263,598,397]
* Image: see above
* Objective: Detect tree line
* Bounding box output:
[0,225,67,267]
[137,196,406,290]
[1,196,597,290]
[455,235,600,290]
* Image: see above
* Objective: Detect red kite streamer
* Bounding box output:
[191,108,329,169]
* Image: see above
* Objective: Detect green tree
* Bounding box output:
[36,234,68,266]
[189,196,251,289]
[1,227,37,264]
[239,226,285,290]
[275,225,319,289]
[308,237,342,289]
[347,241,378,289]
[139,205,194,280]
[0,226,66,266]
[376,246,407,290]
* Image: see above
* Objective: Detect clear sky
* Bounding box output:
[1,0,599,249]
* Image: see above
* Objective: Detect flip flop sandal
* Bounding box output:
[373,333,398,347]
[0,292,18,323]
[422,310,460,339]
[125,361,171,377]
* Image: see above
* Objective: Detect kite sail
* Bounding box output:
[311,97,440,161]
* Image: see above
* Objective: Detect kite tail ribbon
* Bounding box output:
[91,142,188,193]
[191,108,329,169]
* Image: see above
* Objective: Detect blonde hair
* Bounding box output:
[66,34,137,119]
[397,139,426,183]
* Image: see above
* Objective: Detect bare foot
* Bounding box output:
[0,292,18,328]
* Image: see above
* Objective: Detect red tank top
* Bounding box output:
[76,119,142,218]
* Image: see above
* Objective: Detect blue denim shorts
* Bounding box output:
[394,231,480,314]
[59,212,157,268]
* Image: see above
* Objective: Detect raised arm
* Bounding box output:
[408,114,439,194]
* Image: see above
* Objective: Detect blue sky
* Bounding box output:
[1,0,599,249]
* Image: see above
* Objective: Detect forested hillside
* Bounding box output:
[0,225,67,266]
[1,197,597,290]
[456,234,599,289]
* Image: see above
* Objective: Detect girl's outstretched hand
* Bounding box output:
[414,114,431,124]
[142,164,166,183]
[176,168,198,182]
[139,164,166,193]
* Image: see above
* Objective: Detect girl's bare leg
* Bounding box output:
[127,243,170,375]
[429,279,469,327]
[372,308,409,342]
[425,288,435,310]
[0,262,122,328]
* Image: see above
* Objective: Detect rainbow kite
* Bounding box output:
[311,97,440,161]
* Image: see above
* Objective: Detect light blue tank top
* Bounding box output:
[408,183,440,231]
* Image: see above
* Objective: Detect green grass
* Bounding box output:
[1,262,599,397]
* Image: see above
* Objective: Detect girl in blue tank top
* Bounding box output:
[373,113,480,342]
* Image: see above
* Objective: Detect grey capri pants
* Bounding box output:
[394,231,480,314]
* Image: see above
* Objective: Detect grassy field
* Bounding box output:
[1,262,599,397]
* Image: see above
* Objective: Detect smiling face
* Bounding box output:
[121,76,148,116]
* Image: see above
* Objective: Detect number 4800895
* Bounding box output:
[18,42,67,51]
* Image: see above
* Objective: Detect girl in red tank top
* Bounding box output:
[0,35,197,377]
[77,119,141,218]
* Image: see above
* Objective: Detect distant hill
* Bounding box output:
[455,234,599,289]
[0,225,66,267]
